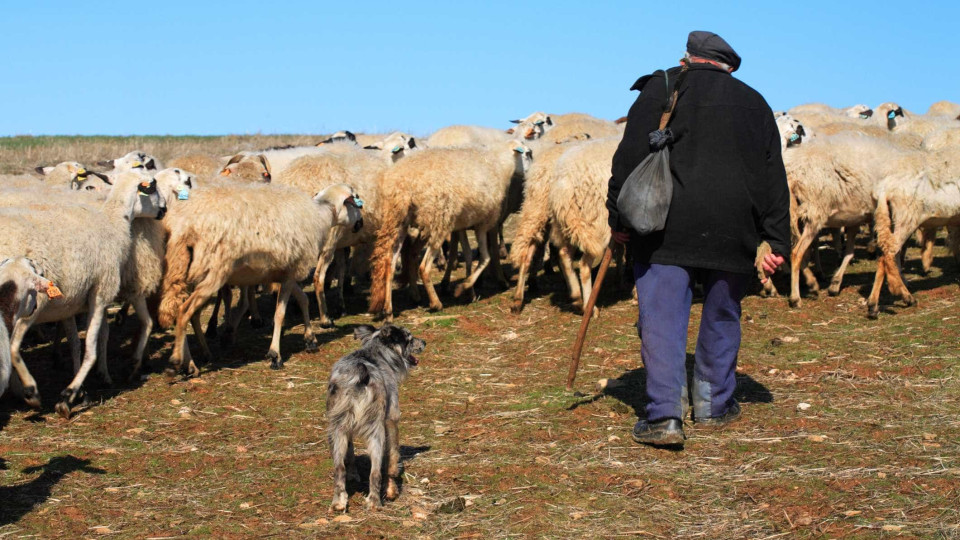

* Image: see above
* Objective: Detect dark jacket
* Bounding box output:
[606,63,791,274]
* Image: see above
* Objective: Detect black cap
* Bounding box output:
[686,31,741,72]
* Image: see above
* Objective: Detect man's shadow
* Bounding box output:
[345,445,431,501]
[0,455,106,526]
[570,353,773,418]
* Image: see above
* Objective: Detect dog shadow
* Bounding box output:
[345,445,432,500]
[569,354,773,419]
[0,455,106,526]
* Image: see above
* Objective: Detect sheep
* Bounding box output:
[927,100,960,119]
[509,142,584,313]
[545,137,621,317]
[787,103,875,129]
[167,154,226,179]
[785,133,927,308]
[219,153,273,182]
[0,257,60,398]
[361,131,419,163]
[273,146,388,326]
[509,112,554,140]
[873,102,907,131]
[98,150,162,173]
[526,113,620,145]
[368,140,533,319]
[0,161,107,191]
[425,125,512,148]
[118,168,199,380]
[866,153,960,318]
[0,171,166,416]
[158,182,363,376]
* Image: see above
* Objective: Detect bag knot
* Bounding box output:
[648,128,674,150]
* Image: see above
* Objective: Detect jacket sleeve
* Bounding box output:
[755,114,792,257]
[607,73,667,230]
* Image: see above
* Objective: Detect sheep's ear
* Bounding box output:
[797,125,806,137]
[89,171,112,185]
[144,158,156,170]
[1,280,17,332]
[97,159,114,169]
[344,131,356,142]
[509,119,521,124]
[505,128,515,135]
[407,137,417,149]
[221,154,244,175]
[353,324,377,342]
[257,154,272,178]
[545,116,553,126]
[36,166,54,176]
[363,142,383,150]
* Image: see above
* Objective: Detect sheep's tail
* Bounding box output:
[755,241,773,283]
[873,191,895,257]
[367,191,411,314]
[788,187,801,244]
[158,231,193,328]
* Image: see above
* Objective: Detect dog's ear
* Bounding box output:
[378,324,396,341]
[353,324,377,342]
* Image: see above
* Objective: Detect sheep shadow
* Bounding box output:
[0,455,106,526]
[343,445,432,502]
[568,354,773,419]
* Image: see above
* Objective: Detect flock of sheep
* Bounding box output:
[1,99,959,418]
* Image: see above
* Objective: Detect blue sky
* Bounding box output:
[1,1,956,136]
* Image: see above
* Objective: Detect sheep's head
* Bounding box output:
[71,170,113,192]
[98,150,160,172]
[317,130,358,146]
[154,168,196,202]
[509,140,534,174]
[314,183,364,233]
[845,104,874,120]
[876,102,905,130]
[112,171,167,221]
[220,153,272,183]
[34,161,104,189]
[509,112,553,140]
[776,114,807,151]
[0,257,60,331]
[364,132,418,162]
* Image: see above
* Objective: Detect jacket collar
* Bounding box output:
[684,62,731,75]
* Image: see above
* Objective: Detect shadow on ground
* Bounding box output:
[0,456,106,527]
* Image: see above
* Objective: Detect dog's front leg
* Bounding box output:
[385,418,401,501]
[366,427,385,509]
[329,431,350,512]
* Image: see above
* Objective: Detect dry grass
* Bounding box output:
[1,136,958,538]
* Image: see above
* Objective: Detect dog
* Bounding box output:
[327,323,425,511]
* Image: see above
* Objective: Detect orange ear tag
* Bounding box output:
[45,284,64,299]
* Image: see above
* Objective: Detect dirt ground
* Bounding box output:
[1,137,958,538]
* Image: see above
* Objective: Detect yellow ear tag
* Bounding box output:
[77,168,86,175]
[132,161,142,168]
[45,284,63,299]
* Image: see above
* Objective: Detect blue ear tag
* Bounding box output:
[391,145,402,154]
[353,195,364,208]
[888,111,896,119]
[789,133,799,142]
[534,120,544,126]
[514,147,524,153]
[860,113,869,119]
[178,187,190,200]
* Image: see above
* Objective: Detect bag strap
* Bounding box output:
[658,64,689,130]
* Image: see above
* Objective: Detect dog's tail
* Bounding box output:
[368,188,412,315]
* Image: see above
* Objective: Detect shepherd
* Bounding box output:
[606,31,791,447]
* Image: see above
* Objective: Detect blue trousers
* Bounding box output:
[634,263,749,422]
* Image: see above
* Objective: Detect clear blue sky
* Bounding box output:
[2,1,956,136]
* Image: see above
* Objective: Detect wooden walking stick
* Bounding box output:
[566,245,615,390]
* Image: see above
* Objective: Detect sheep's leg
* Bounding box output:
[511,243,539,314]
[169,281,219,379]
[190,311,213,365]
[331,249,348,319]
[291,284,318,353]
[220,287,249,349]
[247,286,265,328]
[265,280,295,369]
[314,247,336,328]
[811,236,825,279]
[440,233,459,294]
[9,318,41,408]
[405,238,423,303]
[63,317,82,374]
[95,319,112,386]
[454,229,492,300]
[125,297,153,382]
[56,298,108,417]
[948,226,960,266]
[114,302,131,327]
[789,225,818,308]
[382,229,408,322]
[459,230,473,274]
[528,242,546,293]
[489,229,509,289]
[866,253,888,319]
[883,224,920,308]
[556,244,581,303]
[419,244,443,311]
[205,288,224,339]
[920,226,937,274]
[827,227,859,296]
[578,254,599,319]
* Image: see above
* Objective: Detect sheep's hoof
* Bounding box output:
[22,386,42,409]
[55,401,71,419]
[304,338,319,353]
[250,318,265,329]
[55,388,86,419]
[319,318,335,329]
[827,286,841,297]
[205,324,219,339]
[788,297,801,308]
[164,366,181,382]
[510,301,524,314]
[186,362,201,378]
[427,301,444,312]
[867,304,880,319]
[126,369,142,385]
[904,296,918,307]
[267,350,284,370]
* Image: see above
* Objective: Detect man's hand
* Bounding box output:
[760,253,785,283]
[611,229,631,245]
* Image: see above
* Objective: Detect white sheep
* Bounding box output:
[425,125,512,148]
[368,140,532,319]
[0,257,60,398]
[927,100,960,119]
[98,150,163,173]
[0,171,167,416]
[158,182,362,376]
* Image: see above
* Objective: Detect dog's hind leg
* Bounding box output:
[346,439,361,483]
[329,429,350,512]
[366,424,386,509]
[385,418,401,501]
